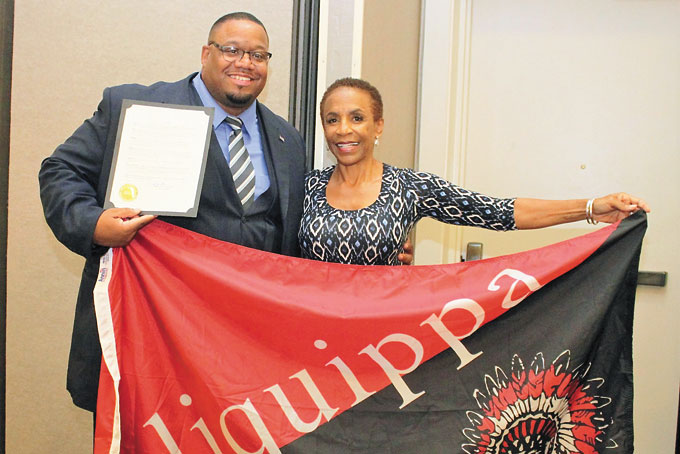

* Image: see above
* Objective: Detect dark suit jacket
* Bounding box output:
[38,73,306,411]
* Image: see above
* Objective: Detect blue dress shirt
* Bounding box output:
[192,73,270,199]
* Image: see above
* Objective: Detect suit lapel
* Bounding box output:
[178,74,238,200]
[257,103,291,223]
[174,73,204,106]
[174,77,290,214]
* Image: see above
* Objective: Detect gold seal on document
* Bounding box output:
[119,184,138,202]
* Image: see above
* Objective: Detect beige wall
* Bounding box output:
[362,0,420,170]
[7,1,293,452]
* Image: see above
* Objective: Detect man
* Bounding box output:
[39,12,306,412]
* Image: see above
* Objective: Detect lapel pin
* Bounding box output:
[279,135,285,142]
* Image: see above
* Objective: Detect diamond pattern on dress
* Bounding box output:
[299,164,516,265]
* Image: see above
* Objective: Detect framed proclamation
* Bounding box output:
[104,99,214,217]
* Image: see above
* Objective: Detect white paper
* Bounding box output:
[106,101,213,216]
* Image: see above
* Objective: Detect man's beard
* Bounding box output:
[225,92,254,107]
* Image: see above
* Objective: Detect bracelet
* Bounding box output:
[585,198,599,225]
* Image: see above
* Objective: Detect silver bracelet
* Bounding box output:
[586,198,598,225]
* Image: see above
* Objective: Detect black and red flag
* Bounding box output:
[93,212,646,454]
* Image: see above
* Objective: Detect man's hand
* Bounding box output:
[93,208,156,247]
[398,238,414,265]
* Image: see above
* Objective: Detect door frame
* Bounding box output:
[289,0,321,171]
[414,0,472,265]
[0,0,13,450]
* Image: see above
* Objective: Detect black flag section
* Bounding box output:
[284,212,646,454]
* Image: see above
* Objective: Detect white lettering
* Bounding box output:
[143,413,183,454]
[359,333,425,408]
[220,399,280,454]
[488,269,541,309]
[263,369,338,433]
[326,356,376,406]
[420,298,484,370]
[148,267,543,451]
[316,339,375,407]
[191,418,223,454]
[181,394,223,453]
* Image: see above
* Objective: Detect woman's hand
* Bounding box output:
[592,193,650,223]
[398,239,414,265]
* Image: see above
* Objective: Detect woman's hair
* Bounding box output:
[320,77,383,121]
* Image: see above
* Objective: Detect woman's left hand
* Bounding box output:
[593,193,651,223]
[398,239,414,265]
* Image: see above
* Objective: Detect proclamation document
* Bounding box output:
[104,100,214,217]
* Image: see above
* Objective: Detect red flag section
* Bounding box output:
[93,219,620,453]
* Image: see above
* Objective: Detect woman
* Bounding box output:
[299,77,649,265]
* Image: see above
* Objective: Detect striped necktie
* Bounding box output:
[225,116,256,208]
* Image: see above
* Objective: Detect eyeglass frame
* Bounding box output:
[208,42,272,65]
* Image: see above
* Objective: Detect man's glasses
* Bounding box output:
[209,42,272,65]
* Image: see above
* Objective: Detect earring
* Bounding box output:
[374,137,380,147]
